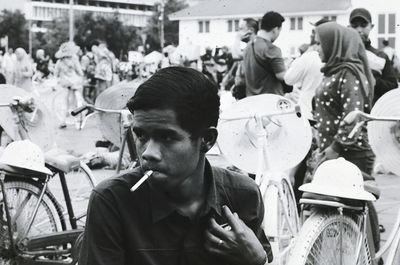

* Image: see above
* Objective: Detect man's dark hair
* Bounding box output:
[261,11,285,32]
[244,18,259,34]
[127,67,220,137]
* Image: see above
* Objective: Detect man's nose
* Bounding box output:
[141,139,162,162]
[354,26,363,33]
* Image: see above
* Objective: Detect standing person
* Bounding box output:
[313,22,381,258]
[2,48,16,84]
[54,42,84,129]
[349,8,398,104]
[242,11,287,97]
[284,18,329,120]
[35,49,50,80]
[93,46,113,98]
[79,66,273,265]
[13,48,33,92]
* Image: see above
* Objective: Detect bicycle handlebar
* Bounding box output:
[220,105,301,121]
[0,97,36,112]
[71,104,131,116]
[343,110,400,139]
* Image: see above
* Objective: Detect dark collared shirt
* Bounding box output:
[79,160,272,265]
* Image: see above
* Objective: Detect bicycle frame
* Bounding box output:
[220,106,302,264]
[72,104,137,174]
[0,98,91,264]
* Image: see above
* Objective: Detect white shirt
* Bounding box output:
[284,50,323,119]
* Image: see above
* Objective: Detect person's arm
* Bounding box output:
[284,55,305,86]
[319,71,365,162]
[79,191,125,265]
[374,54,398,99]
[268,47,286,81]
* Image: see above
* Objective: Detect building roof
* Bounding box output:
[170,0,351,20]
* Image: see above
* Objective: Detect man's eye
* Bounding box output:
[134,131,147,141]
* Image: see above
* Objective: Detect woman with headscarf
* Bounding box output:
[54,42,84,128]
[313,21,381,258]
[14,48,33,92]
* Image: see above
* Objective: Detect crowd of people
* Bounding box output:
[0,6,399,265]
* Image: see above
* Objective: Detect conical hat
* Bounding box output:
[95,80,143,147]
[0,85,55,151]
[217,94,312,174]
[368,88,400,176]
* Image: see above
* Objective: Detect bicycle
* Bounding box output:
[51,84,87,130]
[217,94,312,265]
[71,103,137,174]
[287,109,400,265]
[0,96,97,264]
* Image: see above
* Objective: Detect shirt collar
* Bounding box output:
[150,159,222,223]
[257,30,271,42]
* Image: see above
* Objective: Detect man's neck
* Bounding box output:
[258,29,273,42]
[165,156,208,218]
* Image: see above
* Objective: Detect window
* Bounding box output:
[290,18,296,30]
[290,17,303,30]
[199,21,210,33]
[378,14,385,34]
[199,21,203,33]
[205,21,210,32]
[228,20,233,32]
[298,17,303,30]
[331,16,337,21]
[389,13,396,34]
[377,13,396,50]
[234,20,239,31]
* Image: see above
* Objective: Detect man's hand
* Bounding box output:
[204,206,267,265]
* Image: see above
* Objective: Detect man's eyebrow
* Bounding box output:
[132,127,179,135]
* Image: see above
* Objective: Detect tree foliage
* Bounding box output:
[144,0,188,52]
[0,9,28,50]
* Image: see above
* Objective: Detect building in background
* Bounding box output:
[3,0,156,27]
[170,0,399,58]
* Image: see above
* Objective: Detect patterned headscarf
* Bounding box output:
[316,22,375,104]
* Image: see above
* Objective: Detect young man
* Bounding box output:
[349,8,398,104]
[79,67,273,265]
[242,11,287,96]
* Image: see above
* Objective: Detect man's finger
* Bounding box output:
[222,205,242,232]
[209,217,231,240]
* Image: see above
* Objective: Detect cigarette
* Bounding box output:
[130,170,153,192]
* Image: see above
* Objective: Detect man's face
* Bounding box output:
[271,27,282,43]
[132,108,203,192]
[239,21,253,43]
[350,17,373,42]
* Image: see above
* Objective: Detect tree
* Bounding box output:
[144,0,188,52]
[0,9,28,50]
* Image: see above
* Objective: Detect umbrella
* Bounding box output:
[95,80,143,147]
[144,51,163,64]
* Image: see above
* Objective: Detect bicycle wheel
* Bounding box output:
[0,180,65,263]
[261,177,300,265]
[48,161,96,228]
[287,210,372,265]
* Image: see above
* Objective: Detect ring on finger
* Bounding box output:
[218,239,223,247]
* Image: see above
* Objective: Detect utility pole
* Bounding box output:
[159,0,165,52]
[69,0,74,42]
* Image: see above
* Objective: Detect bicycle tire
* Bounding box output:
[48,161,96,228]
[261,177,300,265]
[0,180,65,263]
[287,210,372,265]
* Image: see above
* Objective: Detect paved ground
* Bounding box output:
[39,88,399,263]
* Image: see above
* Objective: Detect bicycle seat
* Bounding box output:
[44,149,80,173]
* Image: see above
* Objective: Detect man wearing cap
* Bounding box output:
[349,8,398,104]
[243,11,289,97]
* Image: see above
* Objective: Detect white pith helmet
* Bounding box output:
[300,157,376,201]
[0,140,52,175]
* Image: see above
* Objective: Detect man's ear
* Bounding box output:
[200,127,218,153]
